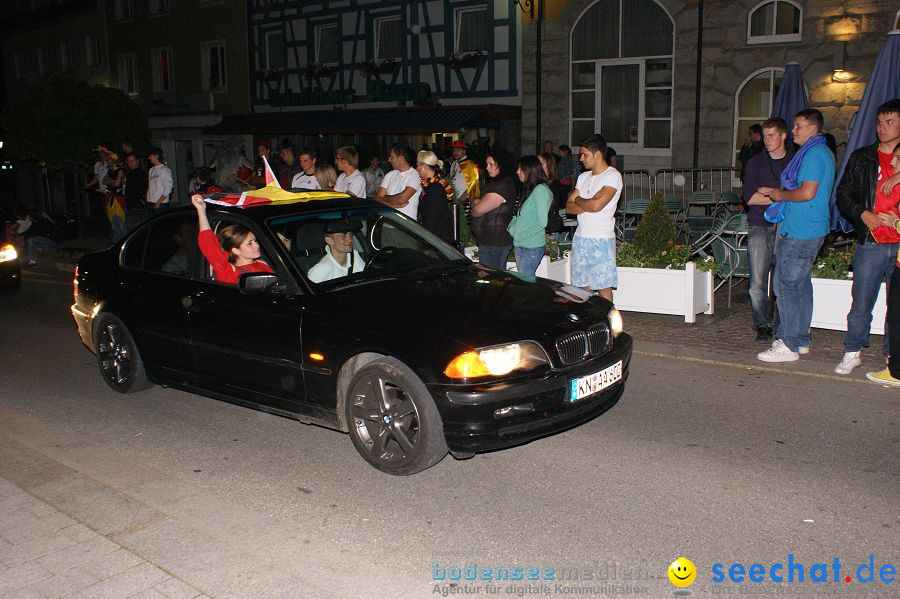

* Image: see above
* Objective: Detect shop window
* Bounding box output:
[202,43,226,91]
[264,31,285,70]
[151,47,174,93]
[570,0,673,150]
[114,0,133,20]
[85,35,101,67]
[748,0,801,44]
[456,6,487,54]
[375,16,403,60]
[316,23,339,65]
[13,52,24,80]
[732,67,783,167]
[60,42,72,73]
[36,48,49,77]
[150,0,170,16]
[117,54,138,94]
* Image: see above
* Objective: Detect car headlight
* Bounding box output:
[608,308,624,337]
[0,244,17,263]
[444,341,549,379]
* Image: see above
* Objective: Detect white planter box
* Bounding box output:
[810,277,886,335]
[614,262,714,323]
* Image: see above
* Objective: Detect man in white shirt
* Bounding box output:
[147,147,174,215]
[291,148,321,189]
[375,143,420,220]
[306,221,364,283]
[363,155,385,198]
[565,134,623,301]
[83,144,111,192]
[333,145,367,198]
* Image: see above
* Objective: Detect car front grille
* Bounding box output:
[555,324,612,365]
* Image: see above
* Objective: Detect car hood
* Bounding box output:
[310,262,614,353]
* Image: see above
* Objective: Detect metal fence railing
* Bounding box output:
[654,167,741,205]
[620,169,655,203]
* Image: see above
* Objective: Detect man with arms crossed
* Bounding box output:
[376,143,421,220]
[741,117,792,341]
[565,134,622,302]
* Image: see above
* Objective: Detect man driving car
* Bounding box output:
[306,220,364,283]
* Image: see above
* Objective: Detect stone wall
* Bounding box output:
[521,0,898,173]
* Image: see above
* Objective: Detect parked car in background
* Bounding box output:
[70,194,632,475]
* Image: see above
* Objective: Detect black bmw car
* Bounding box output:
[71,195,632,475]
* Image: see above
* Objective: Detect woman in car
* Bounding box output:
[191,195,273,285]
[414,150,454,245]
[507,156,551,276]
[470,148,516,270]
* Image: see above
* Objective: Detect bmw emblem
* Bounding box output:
[567,313,581,323]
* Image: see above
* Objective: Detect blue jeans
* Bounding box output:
[24,236,56,265]
[844,241,895,355]
[478,245,512,270]
[747,225,776,328]
[514,246,545,276]
[774,235,824,352]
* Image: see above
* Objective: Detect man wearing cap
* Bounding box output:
[84,144,111,193]
[146,147,173,216]
[449,140,479,203]
[306,220,364,283]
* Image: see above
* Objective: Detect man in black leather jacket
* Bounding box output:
[834,98,900,375]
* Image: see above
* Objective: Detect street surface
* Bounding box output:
[0,276,897,598]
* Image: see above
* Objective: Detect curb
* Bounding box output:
[632,340,888,386]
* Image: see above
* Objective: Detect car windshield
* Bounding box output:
[268,206,467,289]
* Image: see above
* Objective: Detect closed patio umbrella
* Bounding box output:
[832,29,900,233]
[770,62,809,148]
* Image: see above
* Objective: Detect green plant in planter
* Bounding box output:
[813,243,854,280]
[632,192,676,261]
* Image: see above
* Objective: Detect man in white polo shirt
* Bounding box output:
[291,148,321,190]
[375,143,420,220]
[334,145,367,198]
[146,147,173,217]
[565,134,623,301]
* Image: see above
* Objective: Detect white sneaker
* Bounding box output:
[798,346,809,355]
[758,339,800,363]
[834,351,862,375]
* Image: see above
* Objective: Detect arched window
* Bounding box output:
[732,67,783,168]
[748,0,801,44]
[569,0,674,151]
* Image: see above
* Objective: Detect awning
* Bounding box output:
[203,105,519,136]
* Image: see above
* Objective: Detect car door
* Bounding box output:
[188,217,309,412]
[119,214,199,378]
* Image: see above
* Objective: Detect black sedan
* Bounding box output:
[71,196,632,475]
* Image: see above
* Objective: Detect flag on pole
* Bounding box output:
[262,155,279,187]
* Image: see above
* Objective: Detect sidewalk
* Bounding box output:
[23,241,891,385]
[0,475,205,598]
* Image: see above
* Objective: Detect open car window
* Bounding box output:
[204,218,276,285]
[268,206,465,289]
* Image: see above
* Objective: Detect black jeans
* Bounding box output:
[890,265,900,377]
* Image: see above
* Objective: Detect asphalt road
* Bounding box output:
[1,276,897,598]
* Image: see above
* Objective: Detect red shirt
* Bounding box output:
[197,228,273,285]
[872,150,900,244]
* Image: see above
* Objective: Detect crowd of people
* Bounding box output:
[742,99,900,388]
[74,103,900,390]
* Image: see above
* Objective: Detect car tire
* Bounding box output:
[345,357,447,475]
[94,314,152,393]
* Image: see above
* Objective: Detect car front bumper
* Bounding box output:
[430,333,633,453]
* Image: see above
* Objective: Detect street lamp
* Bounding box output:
[514,0,542,150]
[513,0,534,19]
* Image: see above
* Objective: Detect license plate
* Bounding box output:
[570,360,623,402]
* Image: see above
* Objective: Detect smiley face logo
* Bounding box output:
[668,557,697,587]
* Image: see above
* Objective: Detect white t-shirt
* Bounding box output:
[574,167,623,238]
[307,247,364,283]
[335,170,366,197]
[379,168,421,220]
[147,163,173,205]
[94,160,109,191]
[291,171,320,190]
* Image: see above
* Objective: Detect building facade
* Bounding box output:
[521,0,900,176]
[208,0,523,160]
[105,0,251,201]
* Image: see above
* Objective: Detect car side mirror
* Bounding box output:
[238,272,281,295]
